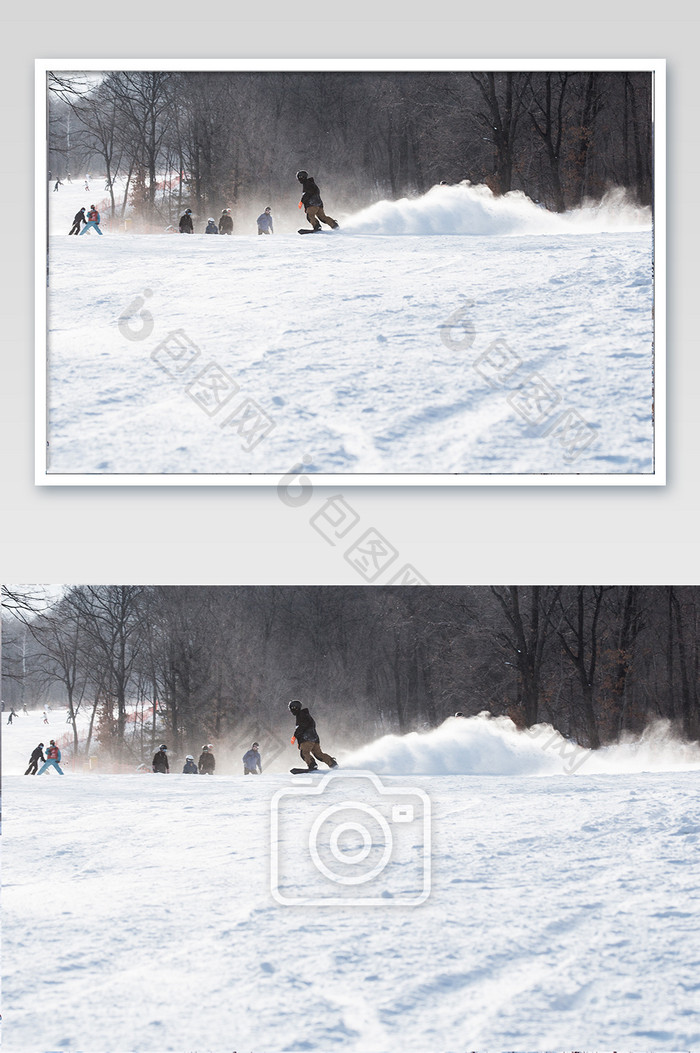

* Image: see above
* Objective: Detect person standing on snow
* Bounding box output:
[53,178,63,192]
[204,217,219,234]
[152,744,169,773]
[179,209,194,233]
[198,745,215,774]
[79,206,103,236]
[182,755,198,774]
[37,740,64,775]
[218,208,233,234]
[288,700,337,770]
[25,743,45,775]
[296,171,338,231]
[256,207,274,235]
[242,742,262,775]
[69,207,86,235]
[6,707,17,724]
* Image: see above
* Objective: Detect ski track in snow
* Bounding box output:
[4,712,699,1053]
[46,182,654,476]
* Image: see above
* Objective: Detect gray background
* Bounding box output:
[1,4,695,586]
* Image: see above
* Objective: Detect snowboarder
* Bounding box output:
[6,707,17,724]
[288,700,337,770]
[179,209,194,233]
[242,742,262,775]
[257,207,274,235]
[182,755,198,774]
[204,217,219,234]
[37,740,64,775]
[53,179,63,192]
[25,743,45,775]
[198,745,215,775]
[152,744,169,773]
[79,206,103,236]
[296,171,338,231]
[69,207,86,235]
[218,208,233,234]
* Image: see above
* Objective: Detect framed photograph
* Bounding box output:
[36,59,665,485]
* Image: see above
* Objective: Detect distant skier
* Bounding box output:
[69,207,86,235]
[152,744,169,773]
[84,180,89,192]
[37,740,64,775]
[288,700,337,770]
[204,217,219,234]
[218,208,233,234]
[182,755,198,774]
[79,206,103,236]
[53,179,63,192]
[22,703,29,715]
[179,209,194,233]
[43,707,50,724]
[257,207,274,235]
[296,171,338,231]
[198,745,215,774]
[6,707,17,724]
[242,742,262,775]
[25,743,45,775]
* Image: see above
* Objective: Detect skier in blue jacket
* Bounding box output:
[242,742,262,774]
[182,755,198,774]
[37,740,64,775]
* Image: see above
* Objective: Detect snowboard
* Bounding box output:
[290,766,339,774]
[298,227,324,235]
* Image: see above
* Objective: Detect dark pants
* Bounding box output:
[69,222,82,235]
[299,740,335,768]
[24,759,40,775]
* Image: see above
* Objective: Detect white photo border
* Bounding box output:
[35,57,666,487]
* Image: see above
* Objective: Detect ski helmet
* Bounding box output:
[202,745,210,751]
[207,217,214,222]
[454,712,464,718]
[186,755,194,760]
[185,208,192,215]
[38,742,44,748]
[159,743,167,750]
[296,170,308,182]
[289,700,302,714]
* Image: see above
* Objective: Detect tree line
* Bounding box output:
[2,586,697,766]
[47,69,653,227]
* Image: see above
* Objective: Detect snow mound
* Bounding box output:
[343,182,652,236]
[343,713,700,777]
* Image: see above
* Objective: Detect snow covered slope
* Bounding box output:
[44,185,655,477]
[4,712,699,1052]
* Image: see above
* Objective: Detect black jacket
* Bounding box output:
[299,176,323,210]
[73,209,86,225]
[29,745,45,764]
[153,749,169,773]
[183,759,198,774]
[199,751,215,774]
[179,212,194,233]
[293,707,319,744]
[219,213,233,234]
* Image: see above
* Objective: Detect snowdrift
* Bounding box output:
[343,182,652,236]
[344,712,700,777]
